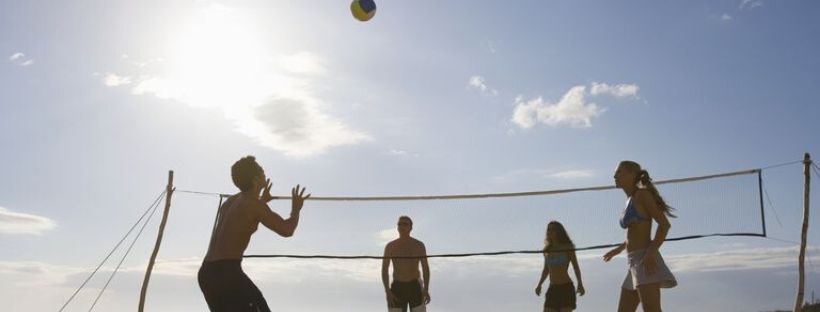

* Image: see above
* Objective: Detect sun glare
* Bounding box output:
[167,5,271,109]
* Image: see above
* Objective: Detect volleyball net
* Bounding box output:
[190,168,767,259]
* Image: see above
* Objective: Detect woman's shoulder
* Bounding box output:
[632,189,657,206]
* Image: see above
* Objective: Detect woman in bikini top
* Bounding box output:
[534,221,585,311]
[603,160,677,312]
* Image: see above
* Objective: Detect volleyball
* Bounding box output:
[351,0,376,22]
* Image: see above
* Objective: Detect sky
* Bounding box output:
[1,0,820,311]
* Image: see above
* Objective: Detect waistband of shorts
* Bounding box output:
[548,282,574,287]
[392,279,420,286]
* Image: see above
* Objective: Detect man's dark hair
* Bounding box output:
[231,156,263,192]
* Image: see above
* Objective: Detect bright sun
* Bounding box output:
[166,4,271,109]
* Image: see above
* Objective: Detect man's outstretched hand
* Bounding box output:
[291,184,310,211]
[260,179,274,202]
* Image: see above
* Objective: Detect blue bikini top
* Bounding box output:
[544,253,569,266]
[620,197,647,229]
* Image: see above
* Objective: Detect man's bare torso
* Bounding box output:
[385,237,425,282]
[204,195,259,261]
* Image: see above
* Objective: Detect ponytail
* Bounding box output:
[637,170,676,218]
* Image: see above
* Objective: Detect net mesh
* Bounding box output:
[236,169,764,258]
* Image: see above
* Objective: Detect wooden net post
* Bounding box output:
[138,171,174,312]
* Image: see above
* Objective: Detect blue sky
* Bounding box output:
[2,0,820,311]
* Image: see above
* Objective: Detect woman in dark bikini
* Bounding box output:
[535,221,585,312]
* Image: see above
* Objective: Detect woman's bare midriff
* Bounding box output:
[548,259,573,285]
[626,221,652,252]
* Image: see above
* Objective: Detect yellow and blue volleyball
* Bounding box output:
[351,0,376,22]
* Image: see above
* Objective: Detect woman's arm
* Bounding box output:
[603,242,625,262]
[639,190,671,251]
[570,251,585,295]
[637,190,671,274]
[534,254,550,295]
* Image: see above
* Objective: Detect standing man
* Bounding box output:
[198,155,310,312]
[382,216,431,312]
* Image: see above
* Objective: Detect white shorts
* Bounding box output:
[622,248,677,290]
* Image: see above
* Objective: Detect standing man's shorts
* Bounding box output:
[389,279,426,312]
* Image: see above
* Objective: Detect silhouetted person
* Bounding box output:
[603,160,676,312]
[535,221,585,311]
[382,216,430,312]
[198,156,310,312]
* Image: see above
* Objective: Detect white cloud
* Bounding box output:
[589,82,639,98]
[740,0,764,10]
[8,52,34,66]
[238,97,371,157]
[468,75,486,90]
[485,40,497,54]
[468,75,498,96]
[122,53,368,157]
[548,170,595,179]
[387,149,419,157]
[512,82,640,129]
[377,228,396,246]
[0,257,378,287]
[150,257,202,277]
[512,86,603,129]
[666,245,820,273]
[432,255,540,277]
[131,77,186,101]
[721,13,734,21]
[0,207,56,235]
[148,255,538,281]
[0,261,82,287]
[102,73,132,87]
[132,257,380,283]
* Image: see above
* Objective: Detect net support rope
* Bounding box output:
[58,189,167,312]
[174,166,776,260]
[88,192,164,311]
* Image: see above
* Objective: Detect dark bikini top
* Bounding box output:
[544,253,569,266]
[620,197,648,229]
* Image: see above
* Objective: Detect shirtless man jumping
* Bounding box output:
[382,216,431,312]
[198,156,310,312]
